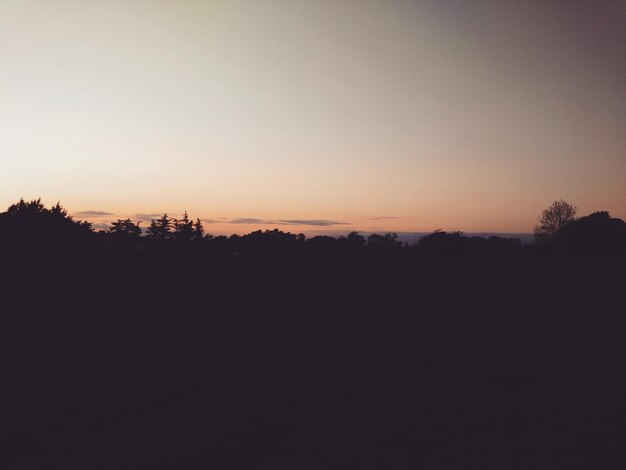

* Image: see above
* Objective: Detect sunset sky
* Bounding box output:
[1,0,625,235]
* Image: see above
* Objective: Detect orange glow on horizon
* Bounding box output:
[1,1,624,231]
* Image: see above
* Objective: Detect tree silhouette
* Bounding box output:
[173,211,194,243]
[6,197,45,216]
[106,219,142,252]
[146,214,172,240]
[367,232,401,249]
[534,200,577,244]
[0,198,93,251]
[3,197,623,259]
[417,230,462,257]
[344,231,366,248]
[193,218,205,241]
[50,201,69,218]
[109,219,142,239]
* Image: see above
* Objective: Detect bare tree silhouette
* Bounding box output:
[534,200,577,244]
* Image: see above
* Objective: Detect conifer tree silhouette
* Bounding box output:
[146,214,172,240]
[173,211,194,242]
[109,219,142,238]
[193,218,205,241]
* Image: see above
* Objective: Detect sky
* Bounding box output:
[1,0,625,235]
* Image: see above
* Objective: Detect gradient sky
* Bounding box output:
[1,0,625,234]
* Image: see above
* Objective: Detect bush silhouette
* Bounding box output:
[556,211,626,255]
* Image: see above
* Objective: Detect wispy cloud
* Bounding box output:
[202,219,219,224]
[278,219,349,226]
[74,210,114,217]
[134,213,163,219]
[228,218,349,227]
[369,216,398,221]
[230,218,271,225]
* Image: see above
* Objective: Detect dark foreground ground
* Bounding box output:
[1,252,624,469]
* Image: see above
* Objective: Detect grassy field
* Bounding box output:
[1,252,624,468]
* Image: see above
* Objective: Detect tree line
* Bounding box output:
[0,198,624,257]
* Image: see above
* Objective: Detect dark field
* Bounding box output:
[1,252,624,469]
